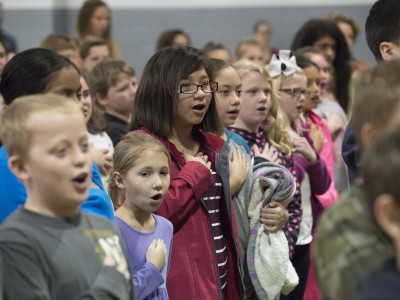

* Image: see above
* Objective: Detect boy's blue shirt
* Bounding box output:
[0,146,114,223]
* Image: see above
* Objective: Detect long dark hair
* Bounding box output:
[291,19,351,113]
[76,0,110,39]
[130,46,221,137]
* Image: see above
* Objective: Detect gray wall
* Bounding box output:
[4,5,373,78]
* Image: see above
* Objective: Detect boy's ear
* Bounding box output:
[95,92,109,108]
[373,194,400,241]
[8,155,30,182]
[113,171,125,190]
[380,42,399,61]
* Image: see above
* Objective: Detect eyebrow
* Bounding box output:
[220,84,241,88]
[187,75,209,82]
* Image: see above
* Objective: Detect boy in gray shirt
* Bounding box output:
[0,94,134,299]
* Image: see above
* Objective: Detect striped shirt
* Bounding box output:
[202,170,228,293]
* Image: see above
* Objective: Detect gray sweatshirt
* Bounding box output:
[0,208,134,300]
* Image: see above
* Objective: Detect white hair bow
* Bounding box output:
[268,50,297,78]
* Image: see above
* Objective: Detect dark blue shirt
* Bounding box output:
[342,120,361,184]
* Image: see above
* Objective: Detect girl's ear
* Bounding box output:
[8,155,30,183]
[113,171,125,190]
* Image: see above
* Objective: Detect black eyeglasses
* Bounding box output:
[179,82,218,94]
[279,88,310,98]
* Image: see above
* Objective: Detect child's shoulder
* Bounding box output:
[0,208,33,242]
[153,214,173,232]
[82,212,117,229]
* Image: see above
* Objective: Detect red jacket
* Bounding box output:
[134,129,243,300]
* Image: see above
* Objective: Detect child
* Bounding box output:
[155,28,191,51]
[355,125,400,299]
[235,39,264,65]
[0,48,114,222]
[252,19,277,63]
[291,19,351,114]
[80,37,110,70]
[226,58,303,298]
[207,58,250,153]
[342,0,400,184]
[296,55,338,208]
[130,46,244,299]
[76,0,120,59]
[80,73,113,177]
[87,58,137,147]
[202,42,232,62]
[268,51,331,300]
[228,59,299,257]
[0,94,133,299]
[109,133,173,299]
[39,34,82,69]
[294,46,349,194]
[315,57,400,300]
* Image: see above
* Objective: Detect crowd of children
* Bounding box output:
[0,0,399,299]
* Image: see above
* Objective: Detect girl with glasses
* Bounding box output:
[129,46,246,299]
[268,50,332,300]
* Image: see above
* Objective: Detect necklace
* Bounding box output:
[170,135,198,156]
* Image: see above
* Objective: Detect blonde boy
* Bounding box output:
[0,94,133,299]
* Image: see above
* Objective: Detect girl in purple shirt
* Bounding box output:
[109,132,173,300]
[268,50,331,300]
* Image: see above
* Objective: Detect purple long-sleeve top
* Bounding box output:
[115,214,173,300]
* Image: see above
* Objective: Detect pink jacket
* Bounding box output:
[307,111,338,208]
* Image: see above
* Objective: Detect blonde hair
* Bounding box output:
[0,94,82,160]
[234,59,293,154]
[269,66,307,141]
[108,132,171,207]
[39,34,79,53]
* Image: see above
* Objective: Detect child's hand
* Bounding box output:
[293,137,317,163]
[229,149,249,195]
[183,151,212,172]
[252,143,280,164]
[309,123,324,152]
[260,201,289,233]
[92,148,113,176]
[146,239,167,271]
